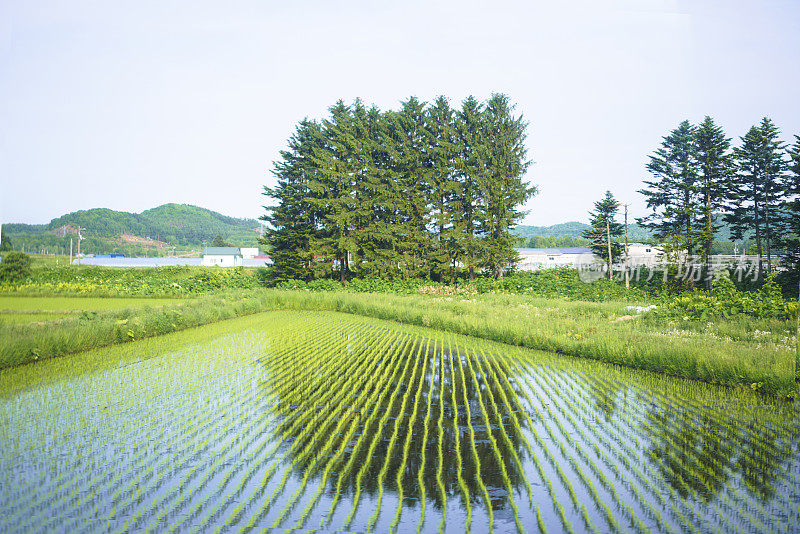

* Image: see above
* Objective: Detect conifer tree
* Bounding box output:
[778,135,800,287]
[694,116,733,288]
[638,120,700,256]
[385,97,431,279]
[582,191,623,279]
[454,96,487,281]
[260,119,321,281]
[478,93,535,278]
[727,117,789,273]
[424,95,460,281]
[307,100,361,282]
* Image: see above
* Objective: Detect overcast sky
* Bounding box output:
[2,0,799,226]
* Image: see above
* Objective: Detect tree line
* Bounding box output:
[261,94,536,282]
[637,116,800,286]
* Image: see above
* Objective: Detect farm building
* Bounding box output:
[202,247,243,267]
[515,247,595,270]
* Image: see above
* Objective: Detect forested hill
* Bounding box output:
[514,217,749,253]
[5,204,261,247]
[514,222,654,242]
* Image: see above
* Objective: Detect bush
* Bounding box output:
[0,252,32,283]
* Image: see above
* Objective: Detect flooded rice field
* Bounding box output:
[1,311,798,533]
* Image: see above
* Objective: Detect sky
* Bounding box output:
[2,0,799,226]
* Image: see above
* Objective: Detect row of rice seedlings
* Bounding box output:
[320,331,417,528]
[291,327,414,531]
[452,338,494,531]
[461,346,524,533]
[477,343,578,534]
[234,326,405,529]
[339,336,422,530]
[387,338,433,532]
[485,348,599,532]
[365,335,428,532]
[630,387,788,531]
[446,337,473,531]
[519,358,692,533]
[268,326,412,529]
[79,325,305,530]
[476,342,576,534]
[546,354,797,533]
[20,352,228,532]
[414,340,437,534]
[137,357,271,531]
[533,367,650,534]
[434,340,448,534]
[506,348,692,532]
[31,337,265,532]
[124,334,312,531]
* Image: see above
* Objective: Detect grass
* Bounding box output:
[0,296,191,326]
[0,289,796,398]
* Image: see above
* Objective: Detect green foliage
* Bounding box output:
[209,235,232,247]
[0,228,11,251]
[655,272,794,320]
[0,252,33,283]
[581,191,624,266]
[522,235,591,248]
[264,94,535,283]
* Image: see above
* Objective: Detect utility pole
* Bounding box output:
[77,226,83,265]
[624,204,630,289]
[69,238,73,265]
[606,218,613,281]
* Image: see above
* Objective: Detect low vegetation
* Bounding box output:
[2,288,795,398]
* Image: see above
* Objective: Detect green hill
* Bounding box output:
[514,216,752,254]
[514,222,654,242]
[5,204,262,256]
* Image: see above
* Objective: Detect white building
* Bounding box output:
[515,248,595,270]
[240,247,260,259]
[201,247,243,267]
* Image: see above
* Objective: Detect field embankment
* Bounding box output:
[2,290,796,398]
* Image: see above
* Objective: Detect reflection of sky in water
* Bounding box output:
[1,311,798,533]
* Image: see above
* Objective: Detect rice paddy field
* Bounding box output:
[1,311,798,533]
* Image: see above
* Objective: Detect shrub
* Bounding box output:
[0,252,33,283]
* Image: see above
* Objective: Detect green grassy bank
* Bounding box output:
[1,290,796,398]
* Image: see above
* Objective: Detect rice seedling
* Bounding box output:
[1,310,798,533]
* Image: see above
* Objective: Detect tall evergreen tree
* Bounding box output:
[307,101,363,281]
[638,120,700,257]
[260,119,321,281]
[478,93,535,278]
[385,97,431,279]
[582,191,623,279]
[424,96,460,281]
[778,135,800,288]
[262,94,536,282]
[727,118,789,273]
[694,116,733,288]
[454,96,488,281]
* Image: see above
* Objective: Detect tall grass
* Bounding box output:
[1,289,796,397]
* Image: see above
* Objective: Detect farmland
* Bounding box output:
[1,311,798,532]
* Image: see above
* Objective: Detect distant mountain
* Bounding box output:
[514,221,654,242]
[5,204,262,254]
